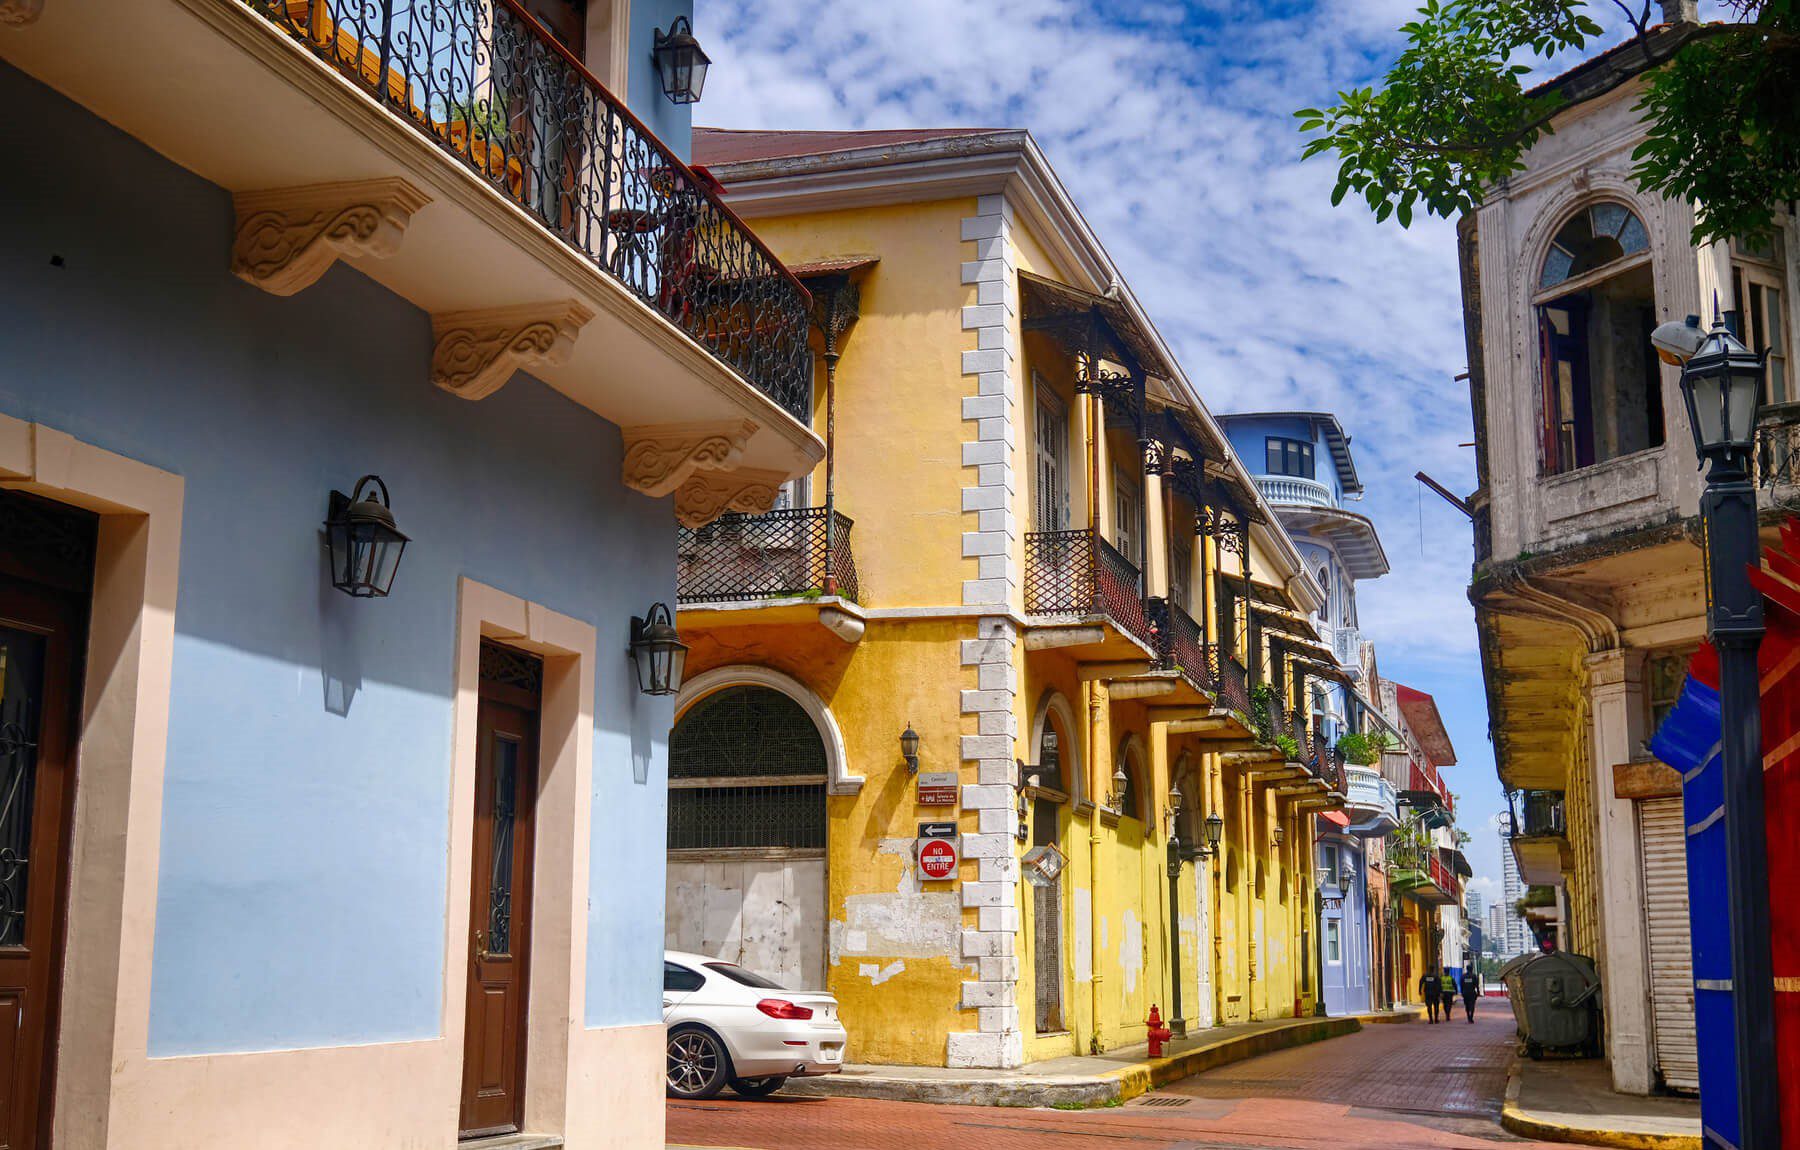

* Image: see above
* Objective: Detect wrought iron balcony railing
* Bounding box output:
[677,508,860,604]
[1155,601,1218,696]
[249,0,813,421]
[1023,530,1158,652]
[1212,647,1252,716]
[1755,403,1800,490]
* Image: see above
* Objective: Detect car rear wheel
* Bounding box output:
[729,1075,789,1099]
[667,1026,730,1099]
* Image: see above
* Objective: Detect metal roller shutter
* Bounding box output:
[1639,796,1699,1093]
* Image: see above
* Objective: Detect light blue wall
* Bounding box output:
[628,0,694,162]
[0,62,671,1054]
[1220,413,1346,505]
[1319,834,1370,1016]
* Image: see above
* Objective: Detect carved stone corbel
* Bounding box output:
[673,468,788,528]
[1,0,44,25]
[232,179,430,296]
[430,301,594,400]
[621,421,759,498]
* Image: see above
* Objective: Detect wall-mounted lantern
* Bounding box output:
[1108,764,1129,810]
[1341,862,1358,890]
[628,602,687,696]
[324,475,409,598]
[1272,823,1286,847]
[1166,782,1184,838]
[900,722,920,774]
[652,16,711,105]
[1202,812,1225,856]
[1015,760,1038,843]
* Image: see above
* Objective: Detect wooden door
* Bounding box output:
[459,659,540,1139]
[0,578,83,1150]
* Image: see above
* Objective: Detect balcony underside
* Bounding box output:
[1023,616,1158,664]
[2,0,822,488]
[1510,833,1570,887]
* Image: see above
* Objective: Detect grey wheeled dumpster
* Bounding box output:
[1499,950,1602,1058]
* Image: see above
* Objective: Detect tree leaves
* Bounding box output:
[1295,0,1797,246]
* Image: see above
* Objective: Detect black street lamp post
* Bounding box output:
[1655,312,1779,1148]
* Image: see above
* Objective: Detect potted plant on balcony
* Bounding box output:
[1334,731,1392,767]
[1248,683,1281,746]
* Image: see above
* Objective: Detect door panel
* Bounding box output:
[460,687,539,1138]
[0,577,84,1150]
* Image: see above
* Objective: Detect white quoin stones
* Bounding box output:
[945,194,1025,1071]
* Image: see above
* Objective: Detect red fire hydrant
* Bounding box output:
[1146,1005,1172,1058]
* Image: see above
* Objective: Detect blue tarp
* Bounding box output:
[1649,674,1738,1150]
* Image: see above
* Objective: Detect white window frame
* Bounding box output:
[1033,375,1069,532]
[1325,917,1342,964]
[1734,249,1791,408]
[1113,467,1141,568]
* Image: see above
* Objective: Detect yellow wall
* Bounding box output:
[740,200,976,609]
[674,185,1322,1069]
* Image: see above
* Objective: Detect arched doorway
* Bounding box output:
[666,682,829,989]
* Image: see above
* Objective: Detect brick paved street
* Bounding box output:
[668,1000,1551,1150]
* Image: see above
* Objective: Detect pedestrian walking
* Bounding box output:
[1461,961,1480,1023]
[1439,967,1458,1022]
[1419,969,1441,1022]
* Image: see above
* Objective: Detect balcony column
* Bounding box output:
[810,273,860,597]
[1584,647,1655,1095]
[1142,439,1169,600]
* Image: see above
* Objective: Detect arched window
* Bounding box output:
[1539,202,1650,291]
[1029,708,1073,847]
[669,685,826,850]
[1535,201,1662,475]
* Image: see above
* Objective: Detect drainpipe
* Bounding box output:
[1212,757,1226,1028]
[1088,678,1106,1053]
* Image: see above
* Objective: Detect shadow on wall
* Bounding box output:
[318,538,362,716]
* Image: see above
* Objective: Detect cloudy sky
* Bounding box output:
[690,0,1608,904]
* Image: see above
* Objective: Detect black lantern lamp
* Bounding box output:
[1657,313,1767,463]
[652,16,710,105]
[628,602,687,696]
[1203,812,1225,856]
[324,475,409,598]
[900,722,920,774]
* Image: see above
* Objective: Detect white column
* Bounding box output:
[1585,648,1655,1094]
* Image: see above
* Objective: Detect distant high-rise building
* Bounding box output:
[1466,889,1485,932]
[1501,830,1529,956]
[1488,902,1506,953]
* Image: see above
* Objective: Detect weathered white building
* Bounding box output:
[1460,1,1796,1098]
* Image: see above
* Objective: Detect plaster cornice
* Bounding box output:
[706,132,1321,606]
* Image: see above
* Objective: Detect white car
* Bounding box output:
[662,951,848,1099]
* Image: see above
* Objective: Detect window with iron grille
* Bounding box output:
[669,686,826,851]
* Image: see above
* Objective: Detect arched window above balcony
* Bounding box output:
[1538,201,1650,292]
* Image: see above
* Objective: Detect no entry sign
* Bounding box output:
[917,836,959,881]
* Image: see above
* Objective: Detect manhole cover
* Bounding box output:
[1135,1096,1191,1107]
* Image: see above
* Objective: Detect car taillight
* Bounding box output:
[756,998,814,1020]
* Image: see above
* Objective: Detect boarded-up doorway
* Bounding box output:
[666,684,827,989]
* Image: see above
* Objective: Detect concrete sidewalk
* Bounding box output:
[1502,1056,1702,1150]
[786,1008,1422,1107]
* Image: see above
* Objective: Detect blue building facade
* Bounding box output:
[0,1,811,1146]
[1218,412,1392,1017]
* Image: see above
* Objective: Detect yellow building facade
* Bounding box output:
[665,128,1347,1068]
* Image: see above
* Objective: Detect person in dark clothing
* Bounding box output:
[1461,962,1480,1022]
[1439,967,1458,1021]
[1419,970,1442,1022]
